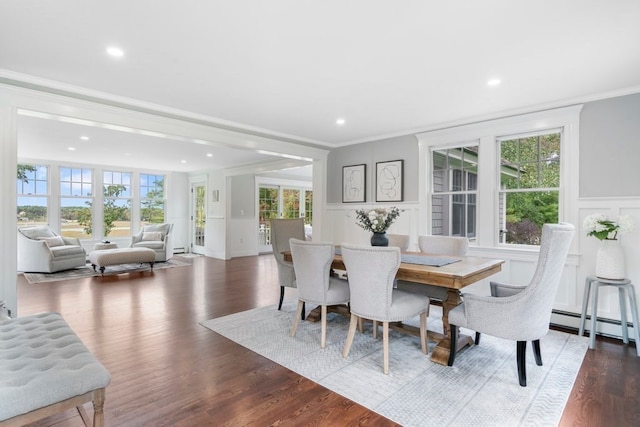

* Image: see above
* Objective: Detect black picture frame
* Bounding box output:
[342,164,366,203]
[376,159,403,202]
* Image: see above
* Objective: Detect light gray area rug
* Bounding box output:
[23,256,192,284]
[201,303,588,427]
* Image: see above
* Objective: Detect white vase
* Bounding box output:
[595,239,625,280]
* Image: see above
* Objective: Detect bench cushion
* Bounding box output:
[0,312,111,421]
[89,247,156,268]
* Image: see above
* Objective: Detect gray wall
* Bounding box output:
[580,93,640,198]
[327,134,419,203]
[230,175,255,218]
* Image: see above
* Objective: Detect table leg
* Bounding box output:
[430,289,473,366]
[622,284,640,357]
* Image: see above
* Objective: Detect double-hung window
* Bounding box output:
[60,167,93,238]
[140,174,165,225]
[498,130,561,245]
[431,144,479,239]
[104,171,132,237]
[17,164,48,227]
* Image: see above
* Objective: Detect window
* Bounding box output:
[17,164,48,227]
[60,167,93,238]
[498,131,561,245]
[419,105,580,249]
[431,145,478,238]
[104,171,132,237]
[140,174,165,225]
[257,183,312,246]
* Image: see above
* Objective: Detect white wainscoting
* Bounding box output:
[324,200,640,340]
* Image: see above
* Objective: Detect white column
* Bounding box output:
[0,103,18,317]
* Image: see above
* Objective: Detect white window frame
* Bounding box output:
[417,105,581,251]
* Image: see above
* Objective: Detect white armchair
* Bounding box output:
[17,226,87,273]
[447,223,575,386]
[130,223,174,262]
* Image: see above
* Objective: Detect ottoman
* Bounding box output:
[89,247,156,276]
[0,312,111,426]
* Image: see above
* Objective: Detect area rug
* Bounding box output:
[201,303,588,427]
[23,256,192,284]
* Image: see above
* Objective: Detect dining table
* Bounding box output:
[283,249,505,365]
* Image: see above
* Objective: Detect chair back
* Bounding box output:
[270,218,305,288]
[340,244,401,319]
[387,234,409,251]
[514,223,575,334]
[289,239,334,304]
[418,235,468,256]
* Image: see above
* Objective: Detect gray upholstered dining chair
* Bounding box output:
[387,233,410,251]
[447,223,575,386]
[340,244,430,374]
[270,218,306,311]
[289,239,350,348]
[397,235,469,301]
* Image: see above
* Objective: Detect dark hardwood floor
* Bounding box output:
[15,254,640,426]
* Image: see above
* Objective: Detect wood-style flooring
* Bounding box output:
[14,254,640,426]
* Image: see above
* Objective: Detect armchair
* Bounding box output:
[130,223,174,262]
[17,226,87,273]
[447,223,575,386]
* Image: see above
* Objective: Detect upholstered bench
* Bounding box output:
[89,247,156,276]
[0,312,111,426]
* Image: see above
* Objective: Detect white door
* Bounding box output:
[191,182,206,254]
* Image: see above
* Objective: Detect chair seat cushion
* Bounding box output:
[0,312,111,421]
[133,241,164,250]
[50,245,86,258]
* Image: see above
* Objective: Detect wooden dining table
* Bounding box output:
[283,250,504,365]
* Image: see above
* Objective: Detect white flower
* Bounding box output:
[584,213,635,241]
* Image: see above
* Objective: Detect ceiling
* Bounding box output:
[2,1,640,172]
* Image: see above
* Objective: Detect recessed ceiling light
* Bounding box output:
[206,153,213,157]
[180,160,187,163]
[336,118,346,125]
[67,147,76,151]
[487,78,501,87]
[123,153,132,156]
[106,46,124,57]
[80,136,89,141]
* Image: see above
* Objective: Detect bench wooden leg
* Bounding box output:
[93,388,106,427]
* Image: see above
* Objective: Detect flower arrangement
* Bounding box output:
[583,213,634,241]
[355,207,401,233]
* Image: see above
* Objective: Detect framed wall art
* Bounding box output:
[342,164,366,203]
[376,159,403,202]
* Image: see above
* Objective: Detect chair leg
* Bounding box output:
[475,332,481,345]
[342,314,359,358]
[517,341,527,387]
[290,300,304,337]
[373,320,378,339]
[301,301,305,320]
[383,321,390,374]
[532,339,543,366]
[448,325,458,366]
[321,305,327,349]
[278,286,285,310]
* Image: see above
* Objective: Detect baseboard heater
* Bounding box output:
[173,247,186,254]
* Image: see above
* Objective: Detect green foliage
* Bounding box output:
[17,164,37,182]
[78,184,129,236]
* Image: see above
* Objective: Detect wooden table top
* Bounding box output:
[284,250,504,290]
